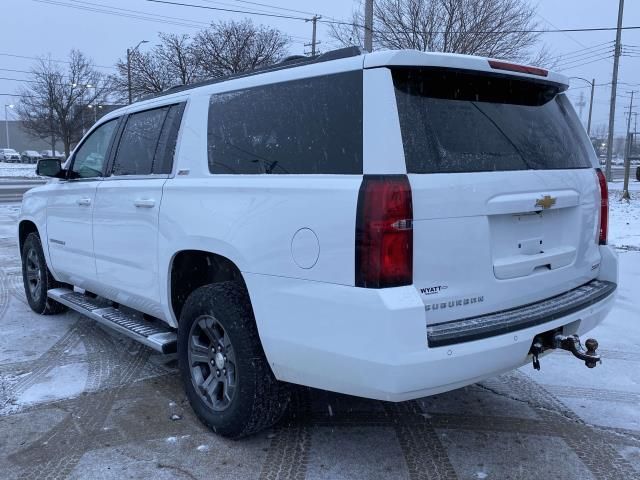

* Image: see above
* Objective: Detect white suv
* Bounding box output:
[19,48,618,438]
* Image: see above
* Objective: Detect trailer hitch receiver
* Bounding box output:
[529,331,602,370]
[554,334,601,368]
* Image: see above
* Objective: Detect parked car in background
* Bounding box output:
[21,150,43,164]
[40,150,64,159]
[0,148,21,162]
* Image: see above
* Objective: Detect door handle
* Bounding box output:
[134,198,156,208]
[76,197,91,206]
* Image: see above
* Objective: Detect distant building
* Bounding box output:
[1,104,125,154]
[0,121,64,153]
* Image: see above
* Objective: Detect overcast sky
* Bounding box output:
[1,0,639,134]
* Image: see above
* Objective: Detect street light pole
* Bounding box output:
[127,40,148,105]
[364,0,374,52]
[570,77,595,136]
[4,104,13,148]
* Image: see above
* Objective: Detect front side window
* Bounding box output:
[112,107,168,176]
[71,119,118,178]
[207,71,363,174]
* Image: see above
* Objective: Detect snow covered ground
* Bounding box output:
[609,183,640,249]
[0,162,38,179]
[0,196,639,479]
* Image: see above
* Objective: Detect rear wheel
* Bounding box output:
[178,282,290,438]
[21,232,67,315]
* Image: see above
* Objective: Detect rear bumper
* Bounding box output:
[427,279,615,347]
[244,245,618,402]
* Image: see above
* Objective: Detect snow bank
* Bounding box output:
[0,162,38,178]
[608,187,640,249]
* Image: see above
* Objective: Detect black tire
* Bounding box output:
[21,232,68,315]
[178,282,290,438]
[635,166,640,182]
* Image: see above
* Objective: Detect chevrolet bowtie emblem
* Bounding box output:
[535,195,556,209]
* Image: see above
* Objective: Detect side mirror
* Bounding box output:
[36,158,64,178]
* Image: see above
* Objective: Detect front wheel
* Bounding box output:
[21,232,67,314]
[178,282,290,438]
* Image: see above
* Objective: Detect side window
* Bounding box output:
[153,103,186,174]
[207,71,363,174]
[71,119,118,179]
[112,107,168,176]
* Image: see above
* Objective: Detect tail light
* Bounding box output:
[488,59,548,77]
[595,168,608,245]
[355,175,413,288]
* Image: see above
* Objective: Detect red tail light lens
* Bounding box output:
[355,175,413,288]
[488,60,548,77]
[596,168,608,245]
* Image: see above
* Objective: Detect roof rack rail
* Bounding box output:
[142,46,364,102]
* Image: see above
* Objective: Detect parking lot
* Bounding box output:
[1,192,639,479]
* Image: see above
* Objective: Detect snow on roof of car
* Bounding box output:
[364,49,569,87]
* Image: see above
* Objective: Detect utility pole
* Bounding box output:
[305,15,321,56]
[577,91,586,120]
[364,0,374,52]
[622,90,635,200]
[127,48,132,105]
[127,40,148,105]
[605,0,625,181]
[587,78,595,136]
[49,104,55,156]
[4,104,13,148]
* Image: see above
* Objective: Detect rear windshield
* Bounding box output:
[392,68,595,174]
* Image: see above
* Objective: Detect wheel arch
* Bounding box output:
[168,249,250,324]
[18,219,40,252]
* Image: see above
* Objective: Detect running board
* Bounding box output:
[47,288,177,354]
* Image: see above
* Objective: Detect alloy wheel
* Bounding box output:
[188,315,237,411]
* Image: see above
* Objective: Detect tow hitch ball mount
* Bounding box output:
[529,333,601,371]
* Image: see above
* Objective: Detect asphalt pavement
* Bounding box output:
[0,201,639,479]
[0,179,46,203]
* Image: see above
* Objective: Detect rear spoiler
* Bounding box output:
[364,50,569,89]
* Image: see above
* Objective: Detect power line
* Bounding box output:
[554,48,615,69]
[549,42,614,63]
[0,77,36,83]
[143,0,640,33]
[34,0,308,43]
[0,68,32,74]
[557,55,615,71]
[0,51,117,71]
[34,0,213,29]
[550,40,614,57]
[201,0,319,17]
[555,48,614,68]
[145,0,308,20]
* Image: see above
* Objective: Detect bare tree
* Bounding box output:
[331,0,548,65]
[193,19,290,78]
[17,50,111,156]
[157,33,202,86]
[112,21,289,101]
[113,47,175,101]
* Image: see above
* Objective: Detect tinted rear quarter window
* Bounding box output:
[392,68,595,174]
[113,107,168,176]
[154,103,186,174]
[207,71,363,174]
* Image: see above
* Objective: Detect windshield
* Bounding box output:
[392,68,596,174]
